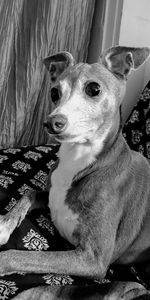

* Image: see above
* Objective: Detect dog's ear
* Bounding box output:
[43,51,75,82]
[101,46,150,80]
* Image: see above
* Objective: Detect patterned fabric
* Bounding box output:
[0,81,149,298]
[123,80,150,161]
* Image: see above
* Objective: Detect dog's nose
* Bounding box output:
[44,114,68,134]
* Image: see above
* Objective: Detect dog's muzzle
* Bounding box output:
[44,114,68,135]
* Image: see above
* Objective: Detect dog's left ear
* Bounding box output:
[43,51,75,82]
[101,46,150,79]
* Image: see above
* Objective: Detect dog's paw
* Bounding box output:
[105,282,147,300]
[16,193,33,212]
[11,194,33,228]
[16,210,27,228]
[0,216,11,246]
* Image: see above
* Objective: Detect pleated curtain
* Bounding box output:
[0,0,95,148]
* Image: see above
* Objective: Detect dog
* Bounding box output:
[0,46,150,300]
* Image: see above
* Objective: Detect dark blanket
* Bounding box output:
[0,81,150,299]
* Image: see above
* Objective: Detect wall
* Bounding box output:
[119,0,150,122]
[87,0,123,63]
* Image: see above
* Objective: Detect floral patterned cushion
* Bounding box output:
[123,80,150,161]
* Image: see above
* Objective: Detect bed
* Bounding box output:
[0,81,150,299]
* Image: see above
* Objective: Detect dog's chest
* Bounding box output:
[49,143,95,245]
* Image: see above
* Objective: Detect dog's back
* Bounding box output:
[115,140,150,264]
[62,131,150,266]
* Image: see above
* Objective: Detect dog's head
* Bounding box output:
[43,46,150,144]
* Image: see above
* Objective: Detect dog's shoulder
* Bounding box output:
[130,148,150,179]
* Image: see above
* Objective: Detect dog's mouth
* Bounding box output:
[44,121,94,144]
[51,133,79,143]
[55,133,91,144]
[54,134,74,141]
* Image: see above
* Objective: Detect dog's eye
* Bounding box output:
[51,87,61,104]
[85,82,101,97]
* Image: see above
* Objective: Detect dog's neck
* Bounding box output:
[58,111,121,179]
[59,130,109,173]
[58,142,97,182]
[56,108,128,188]
[99,108,122,157]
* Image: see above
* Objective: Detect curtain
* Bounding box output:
[0,0,95,148]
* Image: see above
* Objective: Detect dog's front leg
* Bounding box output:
[0,208,117,279]
[0,191,49,246]
[0,246,106,279]
[0,190,119,280]
[0,194,32,245]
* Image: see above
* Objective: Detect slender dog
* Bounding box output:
[0,46,150,299]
